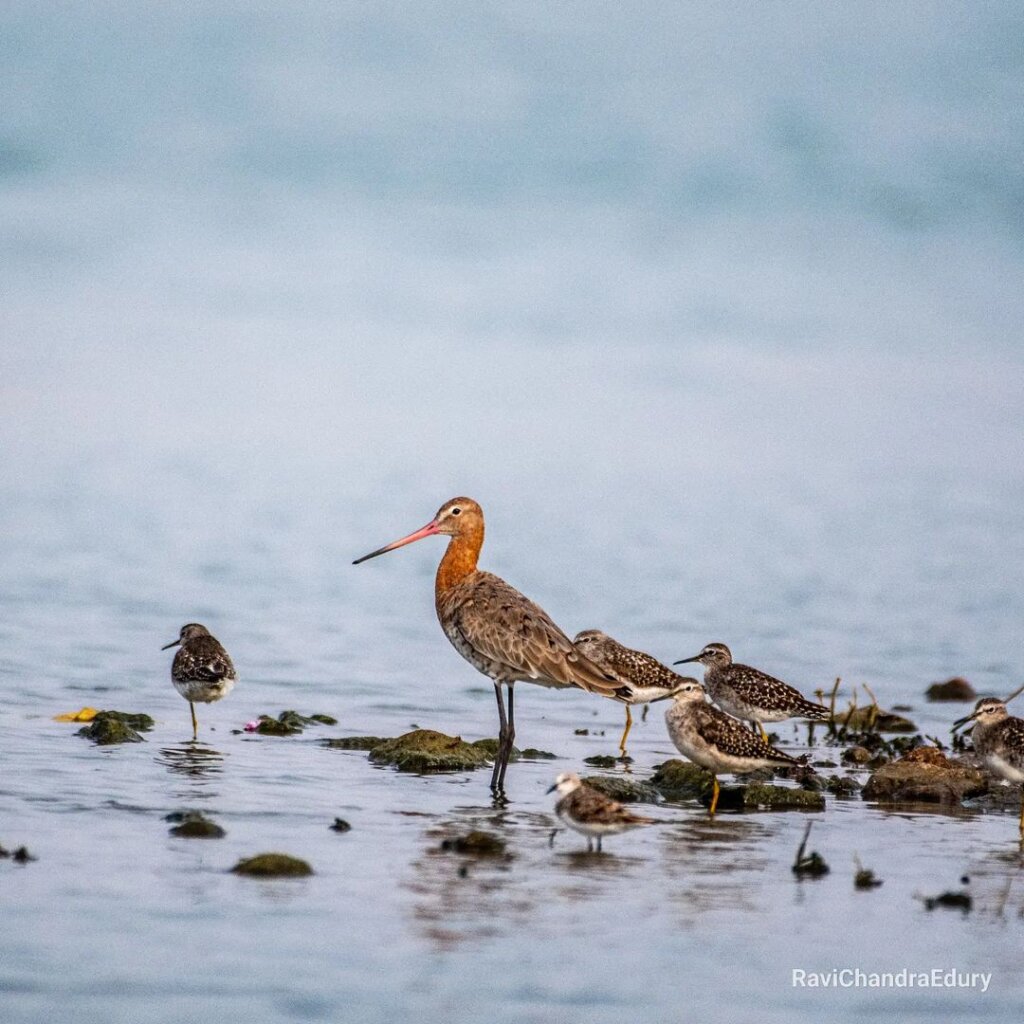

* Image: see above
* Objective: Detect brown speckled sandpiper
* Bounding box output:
[547,772,655,852]
[161,623,237,740]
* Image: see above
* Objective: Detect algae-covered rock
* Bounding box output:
[369,730,491,773]
[926,678,977,702]
[469,738,521,762]
[824,775,863,797]
[321,736,388,751]
[650,760,714,802]
[580,775,660,804]
[707,784,825,812]
[166,811,226,838]
[519,748,557,760]
[251,710,337,736]
[439,831,507,856]
[583,754,619,768]
[863,751,987,805]
[78,711,153,744]
[231,853,313,877]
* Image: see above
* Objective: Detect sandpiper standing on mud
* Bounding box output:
[675,642,829,741]
[954,694,1024,836]
[664,679,806,817]
[573,629,687,755]
[162,623,237,740]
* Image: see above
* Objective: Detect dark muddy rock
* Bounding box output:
[581,775,660,804]
[369,730,491,773]
[813,759,838,768]
[251,710,337,735]
[78,710,153,744]
[650,760,714,802]
[862,749,987,805]
[166,811,225,838]
[926,678,977,702]
[329,818,352,832]
[231,853,313,877]
[519,748,557,760]
[835,707,917,733]
[792,823,829,877]
[439,830,507,856]
[583,754,618,768]
[322,736,388,750]
[1,843,36,862]
[842,745,873,765]
[855,866,883,889]
[921,890,972,912]
[825,775,863,797]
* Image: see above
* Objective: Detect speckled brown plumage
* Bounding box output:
[161,622,236,738]
[573,628,690,755]
[676,642,828,730]
[664,680,805,816]
[549,772,655,851]
[956,697,1024,835]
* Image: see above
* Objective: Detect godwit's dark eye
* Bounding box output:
[451,507,461,516]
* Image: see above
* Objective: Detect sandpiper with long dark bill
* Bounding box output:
[675,642,829,741]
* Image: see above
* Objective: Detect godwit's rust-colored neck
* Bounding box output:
[435,520,484,599]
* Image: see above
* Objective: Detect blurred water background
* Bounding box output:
[1,3,1023,1022]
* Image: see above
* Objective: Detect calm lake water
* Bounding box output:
[2,3,1024,1022]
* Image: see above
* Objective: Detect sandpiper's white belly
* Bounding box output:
[173,677,236,704]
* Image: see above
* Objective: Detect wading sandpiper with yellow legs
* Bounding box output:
[663,678,807,817]
[573,629,689,756]
[161,623,237,740]
[353,498,622,795]
[675,642,829,742]
[954,686,1024,837]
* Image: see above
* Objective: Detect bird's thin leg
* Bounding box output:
[190,702,198,741]
[753,721,769,743]
[587,837,593,853]
[596,836,603,853]
[1019,793,1023,837]
[490,682,508,792]
[708,774,720,818]
[496,684,516,792]
[641,704,649,722]
[619,705,633,756]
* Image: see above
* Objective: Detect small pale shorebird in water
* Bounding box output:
[353,498,621,794]
[674,642,829,742]
[161,623,237,740]
[547,772,655,852]
[954,691,1024,836]
[663,679,806,817]
[573,629,688,756]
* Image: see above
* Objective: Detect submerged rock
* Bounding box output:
[439,831,507,856]
[824,775,863,797]
[77,711,154,744]
[519,748,557,760]
[920,890,972,912]
[925,678,977,702]
[329,818,352,833]
[581,775,660,804]
[583,754,619,768]
[322,736,388,750]
[231,853,313,877]
[862,749,987,805]
[166,811,226,838]
[250,710,338,736]
[369,730,491,773]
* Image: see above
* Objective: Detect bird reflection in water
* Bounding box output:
[157,743,226,780]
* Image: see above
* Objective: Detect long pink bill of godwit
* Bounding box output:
[353,497,621,795]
